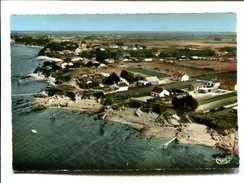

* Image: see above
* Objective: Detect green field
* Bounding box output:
[162,81,194,90]
[127,68,168,78]
[106,85,154,103]
[198,91,237,105]
[197,71,237,81]
[106,81,195,103]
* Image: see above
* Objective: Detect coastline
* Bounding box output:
[32,93,239,155]
[12,42,44,49]
[14,43,238,156]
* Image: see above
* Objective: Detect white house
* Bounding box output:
[71,57,83,62]
[138,76,159,86]
[74,48,82,55]
[111,82,129,92]
[61,62,74,69]
[60,62,68,69]
[98,63,107,68]
[120,77,130,86]
[150,87,170,98]
[144,58,153,62]
[207,80,221,89]
[198,80,221,93]
[172,73,189,82]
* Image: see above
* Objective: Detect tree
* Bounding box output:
[172,95,198,111]
[116,42,124,46]
[120,70,134,83]
[104,97,113,106]
[105,72,120,85]
[183,95,198,111]
[95,49,109,62]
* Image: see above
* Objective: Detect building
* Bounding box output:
[188,82,205,91]
[172,72,189,81]
[138,76,159,86]
[119,77,130,86]
[206,80,221,89]
[198,80,221,93]
[150,87,170,98]
[221,80,237,91]
[144,58,153,62]
[110,82,129,92]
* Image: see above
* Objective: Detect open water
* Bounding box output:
[11,43,238,172]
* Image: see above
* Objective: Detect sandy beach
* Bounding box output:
[32,94,238,154]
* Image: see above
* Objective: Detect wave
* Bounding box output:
[12,43,44,49]
[34,56,63,62]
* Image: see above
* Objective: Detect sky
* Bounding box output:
[11,13,236,32]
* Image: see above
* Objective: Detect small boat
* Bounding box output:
[31,129,38,134]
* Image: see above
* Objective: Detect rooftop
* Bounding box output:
[174,72,188,77]
[145,76,159,82]
[222,80,237,86]
[151,87,165,93]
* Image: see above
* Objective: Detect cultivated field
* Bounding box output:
[176,60,237,72]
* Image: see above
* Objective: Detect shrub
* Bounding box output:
[172,95,198,111]
[104,97,113,106]
[66,91,76,101]
[105,72,120,85]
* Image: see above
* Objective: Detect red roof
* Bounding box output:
[151,87,164,93]
[211,79,221,83]
[174,72,186,77]
[222,80,237,87]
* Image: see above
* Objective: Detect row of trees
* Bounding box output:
[159,48,215,58]
[80,49,123,62]
[105,70,143,85]
[11,35,51,46]
[219,46,236,56]
[38,41,79,55]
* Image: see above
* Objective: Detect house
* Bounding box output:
[60,62,68,69]
[150,87,170,98]
[98,63,107,68]
[110,45,119,49]
[172,72,190,81]
[198,80,221,93]
[110,82,129,92]
[120,77,129,86]
[206,80,221,89]
[144,58,153,62]
[71,57,84,62]
[188,82,205,91]
[138,76,159,86]
[221,80,237,91]
[74,48,82,55]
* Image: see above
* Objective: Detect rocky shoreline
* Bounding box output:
[32,93,238,156]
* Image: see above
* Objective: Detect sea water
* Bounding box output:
[11,43,237,172]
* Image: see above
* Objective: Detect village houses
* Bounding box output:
[138,76,159,86]
[150,87,170,98]
[110,82,129,92]
[172,72,190,82]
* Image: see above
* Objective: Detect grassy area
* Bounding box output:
[143,62,213,76]
[197,71,237,81]
[198,91,237,105]
[162,62,213,72]
[106,85,154,103]
[127,68,168,78]
[106,81,195,103]
[162,81,194,90]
